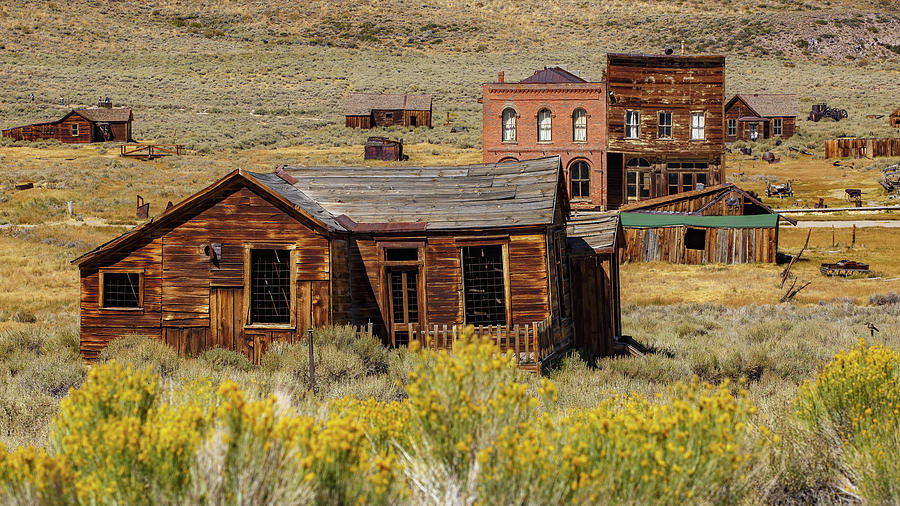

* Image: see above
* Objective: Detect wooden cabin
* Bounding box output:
[725,94,798,142]
[2,103,133,143]
[72,156,623,371]
[890,107,900,128]
[344,93,432,129]
[605,53,727,209]
[619,183,795,264]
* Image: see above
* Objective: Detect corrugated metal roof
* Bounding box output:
[731,94,798,118]
[621,212,778,228]
[519,67,586,84]
[74,107,132,122]
[344,93,432,116]
[251,156,563,230]
[567,212,620,253]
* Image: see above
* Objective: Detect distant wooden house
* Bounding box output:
[344,93,432,129]
[364,137,405,161]
[619,183,795,264]
[725,94,798,142]
[72,156,623,371]
[890,107,900,128]
[2,102,133,143]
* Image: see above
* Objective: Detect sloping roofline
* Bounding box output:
[3,108,132,132]
[619,183,796,225]
[725,95,761,118]
[72,169,337,267]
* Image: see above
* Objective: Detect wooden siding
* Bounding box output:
[345,115,372,129]
[346,110,431,129]
[622,226,777,264]
[825,138,900,159]
[79,186,332,360]
[724,97,795,141]
[2,114,131,143]
[570,250,620,358]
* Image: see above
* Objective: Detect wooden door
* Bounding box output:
[386,268,419,347]
[209,287,244,355]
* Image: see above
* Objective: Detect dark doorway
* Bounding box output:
[606,152,624,209]
[410,115,417,127]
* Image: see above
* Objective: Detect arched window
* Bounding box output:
[501,108,516,142]
[573,109,587,142]
[498,157,519,163]
[538,109,552,142]
[570,160,590,200]
[625,158,652,201]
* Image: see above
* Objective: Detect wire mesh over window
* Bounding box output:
[250,249,291,324]
[389,270,418,325]
[462,245,506,325]
[102,272,141,308]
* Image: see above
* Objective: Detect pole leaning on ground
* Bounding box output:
[308,328,317,393]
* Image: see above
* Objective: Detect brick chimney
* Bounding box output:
[498,71,504,83]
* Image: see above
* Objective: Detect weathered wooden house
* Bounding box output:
[725,94,798,141]
[481,67,608,210]
[73,156,623,371]
[2,103,133,143]
[605,53,726,209]
[344,93,432,129]
[364,137,404,161]
[618,183,795,264]
[890,107,900,128]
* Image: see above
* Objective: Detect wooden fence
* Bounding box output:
[825,138,900,159]
[120,144,184,159]
[405,317,562,367]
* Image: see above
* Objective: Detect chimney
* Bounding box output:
[498,71,504,83]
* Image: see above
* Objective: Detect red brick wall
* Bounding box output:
[482,82,607,210]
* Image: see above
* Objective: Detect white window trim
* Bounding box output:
[573,109,587,143]
[657,111,673,139]
[537,109,552,143]
[625,110,639,139]
[501,108,517,143]
[691,111,705,140]
[727,118,736,137]
[773,118,783,136]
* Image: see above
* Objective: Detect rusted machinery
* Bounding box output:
[766,180,793,198]
[808,103,848,122]
[880,165,899,193]
[820,260,870,276]
[364,137,406,161]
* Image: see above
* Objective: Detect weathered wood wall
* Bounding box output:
[3,115,93,143]
[825,138,900,159]
[345,110,430,129]
[79,186,333,360]
[622,225,777,264]
[345,115,372,129]
[631,188,766,216]
[569,250,620,358]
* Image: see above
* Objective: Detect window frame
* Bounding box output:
[685,227,707,251]
[537,108,552,143]
[458,240,511,326]
[501,107,517,143]
[625,110,640,139]
[690,111,706,140]
[773,118,783,136]
[71,123,79,137]
[569,160,591,200]
[99,269,144,311]
[572,108,587,143]
[727,118,737,137]
[657,111,673,139]
[243,244,297,329]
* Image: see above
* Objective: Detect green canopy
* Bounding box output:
[620,212,778,229]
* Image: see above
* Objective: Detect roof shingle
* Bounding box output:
[732,94,798,118]
[344,93,432,116]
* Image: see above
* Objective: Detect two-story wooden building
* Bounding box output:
[605,54,726,209]
[725,94,798,141]
[73,157,623,371]
[482,67,607,210]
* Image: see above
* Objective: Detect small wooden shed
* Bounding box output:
[2,103,133,143]
[619,183,794,264]
[890,107,900,128]
[72,156,623,370]
[364,137,404,161]
[344,93,432,129]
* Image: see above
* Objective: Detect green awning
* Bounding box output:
[620,212,779,229]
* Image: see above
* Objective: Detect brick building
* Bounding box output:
[482,67,607,210]
[605,54,726,209]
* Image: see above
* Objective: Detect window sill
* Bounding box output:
[244,323,295,331]
[572,140,588,144]
[537,141,553,145]
[501,140,518,144]
[100,307,143,312]
[657,137,673,141]
[624,137,640,141]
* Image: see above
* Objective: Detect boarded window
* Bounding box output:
[691,112,705,140]
[249,249,291,324]
[573,108,587,142]
[727,119,737,137]
[685,228,706,251]
[462,245,506,325]
[538,109,552,142]
[625,110,639,138]
[658,111,672,138]
[102,272,141,308]
[570,160,590,199]
[502,108,516,142]
[773,118,782,136]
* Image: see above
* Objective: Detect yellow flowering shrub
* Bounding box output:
[0,444,74,502]
[795,339,900,502]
